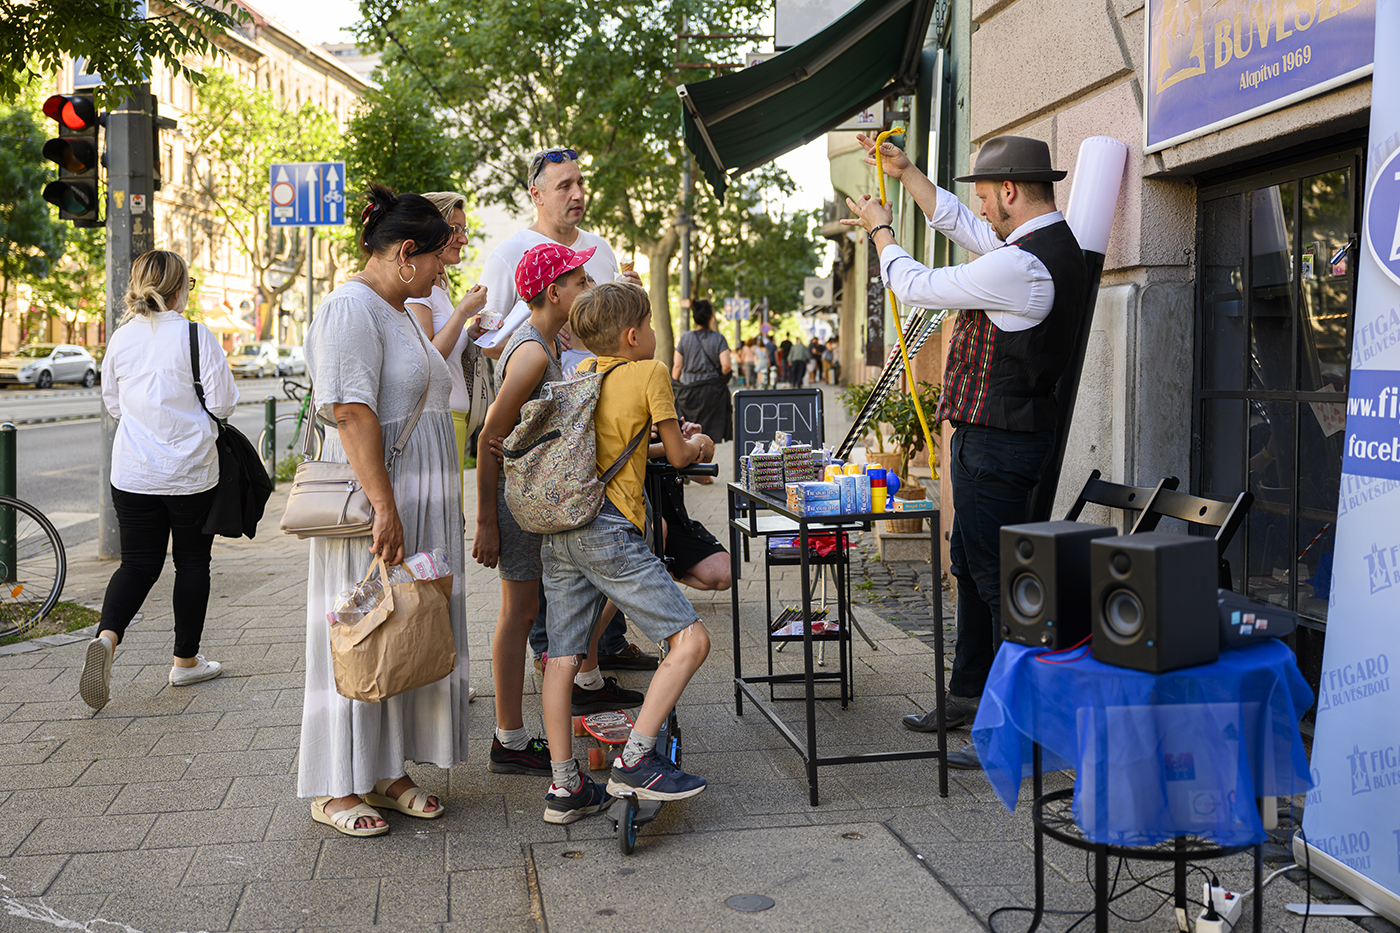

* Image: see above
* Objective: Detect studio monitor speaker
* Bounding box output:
[1090,532,1219,673]
[1000,521,1115,649]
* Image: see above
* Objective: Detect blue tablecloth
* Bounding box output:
[972,640,1314,846]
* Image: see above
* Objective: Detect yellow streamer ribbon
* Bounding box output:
[874,127,939,481]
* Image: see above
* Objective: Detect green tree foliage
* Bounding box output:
[356,0,771,357]
[186,68,341,340]
[0,1,247,106]
[691,166,822,319]
[340,68,484,283]
[31,225,105,341]
[0,97,67,351]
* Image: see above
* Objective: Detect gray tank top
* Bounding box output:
[496,321,563,404]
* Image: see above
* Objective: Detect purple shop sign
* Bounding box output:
[1342,369,1400,481]
[1145,0,1375,153]
[1366,146,1400,288]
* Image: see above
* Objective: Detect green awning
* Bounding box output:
[679,0,937,202]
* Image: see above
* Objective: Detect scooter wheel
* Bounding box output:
[619,795,639,855]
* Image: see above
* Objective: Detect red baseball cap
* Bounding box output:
[515,242,597,302]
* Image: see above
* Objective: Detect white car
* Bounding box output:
[227,343,279,378]
[276,345,307,377]
[0,343,98,388]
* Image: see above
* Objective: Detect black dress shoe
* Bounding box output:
[944,744,983,770]
[900,693,980,732]
[598,642,660,671]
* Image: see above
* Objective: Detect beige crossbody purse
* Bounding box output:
[280,321,432,539]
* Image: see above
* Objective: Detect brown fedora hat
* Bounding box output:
[953,136,1067,183]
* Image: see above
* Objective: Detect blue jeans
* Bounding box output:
[948,425,1055,697]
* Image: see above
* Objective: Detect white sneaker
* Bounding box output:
[169,655,223,686]
[79,636,114,710]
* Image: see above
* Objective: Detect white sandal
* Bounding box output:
[311,796,388,837]
[365,778,445,819]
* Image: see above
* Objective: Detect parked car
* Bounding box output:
[227,343,279,378]
[0,343,98,388]
[276,345,306,377]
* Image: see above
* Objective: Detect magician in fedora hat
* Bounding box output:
[840,133,1087,770]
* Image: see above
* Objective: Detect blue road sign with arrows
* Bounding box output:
[269,162,345,227]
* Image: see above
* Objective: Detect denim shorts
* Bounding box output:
[541,498,698,657]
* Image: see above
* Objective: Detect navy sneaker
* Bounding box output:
[488,736,551,775]
[571,677,645,715]
[606,750,706,801]
[543,773,613,824]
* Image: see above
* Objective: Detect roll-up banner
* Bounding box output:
[1145,0,1376,152]
[1296,0,1400,921]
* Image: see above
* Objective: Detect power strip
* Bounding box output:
[1196,883,1244,932]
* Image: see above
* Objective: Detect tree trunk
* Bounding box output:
[641,224,680,361]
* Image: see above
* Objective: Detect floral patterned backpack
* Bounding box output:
[503,360,651,534]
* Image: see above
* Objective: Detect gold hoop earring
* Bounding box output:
[398,263,416,285]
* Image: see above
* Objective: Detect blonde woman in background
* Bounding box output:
[406,192,489,503]
[80,250,238,711]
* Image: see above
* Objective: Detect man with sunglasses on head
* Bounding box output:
[479,147,643,357]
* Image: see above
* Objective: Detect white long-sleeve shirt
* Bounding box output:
[879,187,1063,333]
[102,311,239,494]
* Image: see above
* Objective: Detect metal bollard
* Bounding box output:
[264,396,277,482]
[0,424,15,583]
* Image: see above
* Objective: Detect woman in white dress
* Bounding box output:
[405,191,489,503]
[298,183,470,837]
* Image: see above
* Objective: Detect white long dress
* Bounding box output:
[297,281,470,798]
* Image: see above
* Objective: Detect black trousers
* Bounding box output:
[102,486,217,659]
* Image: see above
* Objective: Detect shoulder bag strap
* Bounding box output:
[384,314,434,471]
[189,323,220,426]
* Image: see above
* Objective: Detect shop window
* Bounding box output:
[1194,149,1361,631]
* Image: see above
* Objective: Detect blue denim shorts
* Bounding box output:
[541,499,698,657]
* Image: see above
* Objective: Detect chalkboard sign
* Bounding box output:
[731,388,824,479]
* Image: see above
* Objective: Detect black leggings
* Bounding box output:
[101,486,217,659]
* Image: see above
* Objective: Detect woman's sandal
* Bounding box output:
[364,778,445,819]
[311,796,389,837]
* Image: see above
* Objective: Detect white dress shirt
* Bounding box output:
[102,310,239,494]
[879,187,1063,333]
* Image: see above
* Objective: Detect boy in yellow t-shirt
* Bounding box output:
[538,283,717,824]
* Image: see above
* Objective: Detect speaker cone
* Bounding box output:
[1010,572,1045,621]
[1102,588,1144,641]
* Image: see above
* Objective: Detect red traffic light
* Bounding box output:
[43,94,99,131]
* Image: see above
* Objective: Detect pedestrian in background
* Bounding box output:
[406,191,490,505]
[753,336,770,388]
[671,298,732,447]
[80,249,238,712]
[298,184,469,836]
[738,338,756,388]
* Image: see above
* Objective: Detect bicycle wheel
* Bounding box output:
[258,414,320,462]
[0,495,66,638]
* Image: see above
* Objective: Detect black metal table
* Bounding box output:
[726,483,951,804]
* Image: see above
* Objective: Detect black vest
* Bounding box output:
[937,219,1087,432]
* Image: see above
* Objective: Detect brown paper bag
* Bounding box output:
[330,556,456,703]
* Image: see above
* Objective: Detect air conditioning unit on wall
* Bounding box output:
[804,276,834,307]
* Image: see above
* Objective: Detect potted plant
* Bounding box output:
[879,381,940,533]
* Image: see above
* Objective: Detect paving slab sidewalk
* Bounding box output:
[0,387,1348,933]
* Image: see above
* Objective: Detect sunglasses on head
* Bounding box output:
[529,148,579,185]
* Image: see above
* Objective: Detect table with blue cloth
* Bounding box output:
[971,640,1314,932]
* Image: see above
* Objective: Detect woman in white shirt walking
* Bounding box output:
[79,250,239,711]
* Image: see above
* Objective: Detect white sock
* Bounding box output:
[550,758,582,793]
[620,729,657,767]
[496,726,530,750]
[574,667,603,690]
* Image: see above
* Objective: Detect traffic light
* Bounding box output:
[41,92,102,225]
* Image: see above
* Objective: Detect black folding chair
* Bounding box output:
[1062,469,1180,526]
[1130,488,1254,590]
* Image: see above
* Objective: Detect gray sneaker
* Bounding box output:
[169,655,222,686]
[79,636,114,710]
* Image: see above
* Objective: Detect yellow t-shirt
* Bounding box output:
[587,355,678,532]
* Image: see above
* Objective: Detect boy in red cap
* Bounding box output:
[474,243,642,779]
